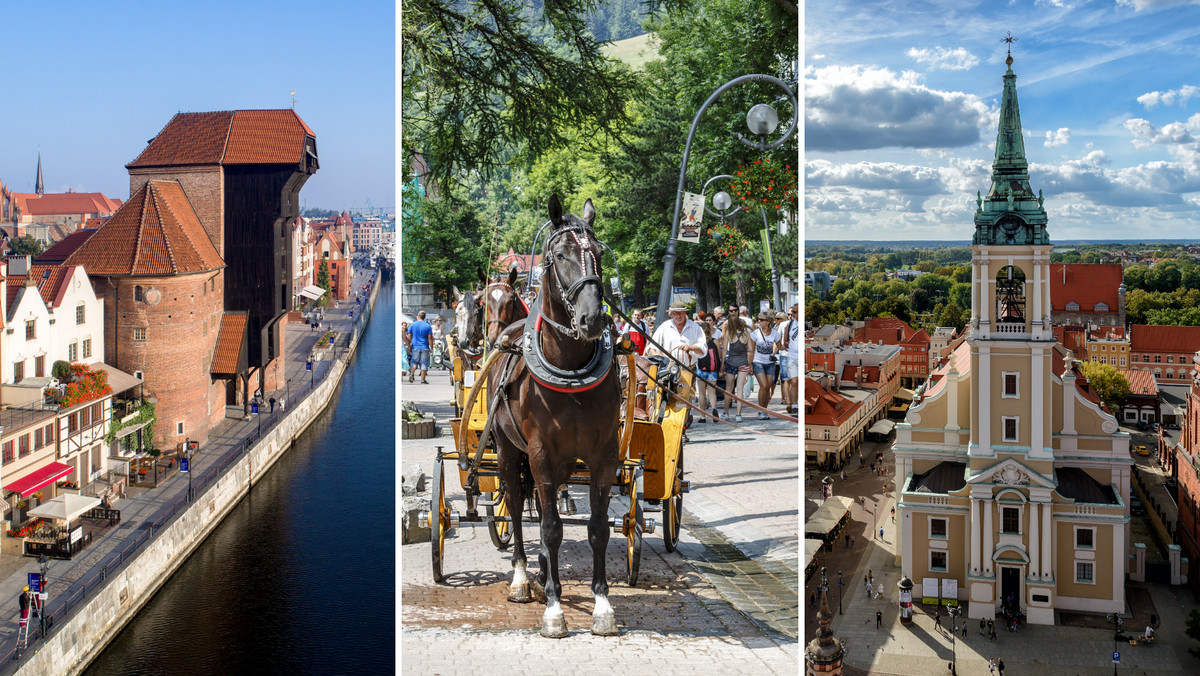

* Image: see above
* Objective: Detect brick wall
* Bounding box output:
[94,271,224,447]
[129,167,225,257]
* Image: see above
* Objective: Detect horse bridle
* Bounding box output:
[483,281,528,351]
[539,223,602,338]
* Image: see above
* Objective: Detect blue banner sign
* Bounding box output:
[180,458,189,473]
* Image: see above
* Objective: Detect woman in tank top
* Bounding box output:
[720,316,755,421]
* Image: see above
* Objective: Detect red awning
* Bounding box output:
[3,462,74,497]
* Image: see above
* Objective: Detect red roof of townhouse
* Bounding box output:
[128,109,315,168]
[1121,369,1158,397]
[36,228,98,264]
[861,316,918,345]
[841,363,881,384]
[805,377,862,427]
[8,192,122,217]
[1089,325,1126,341]
[1053,325,1087,355]
[1130,324,1200,355]
[1049,263,1123,313]
[65,180,224,276]
[212,312,248,375]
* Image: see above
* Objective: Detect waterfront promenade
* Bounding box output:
[0,266,379,669]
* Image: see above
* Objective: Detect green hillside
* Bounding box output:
[602,32,657,70]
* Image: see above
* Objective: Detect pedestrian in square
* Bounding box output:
[961,621,968,639]
[996,657,1005,675]
[934,607,941,631]
[876,609,882,629]
[988,659,996,675]
[979,618,986,636]
[850,535,855,547]
[891,506,896,522]
[879,526,884,540]
[866,581,872,599]
[845,533,851,547]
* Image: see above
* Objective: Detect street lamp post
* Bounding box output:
[38,554,48,640]
[947,605,962,675]
[655,74,796,326]
[1107,612,1123,676]
[837,570,844,615]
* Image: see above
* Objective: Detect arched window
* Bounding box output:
[134,285,143,302]
[996,266,1026,325]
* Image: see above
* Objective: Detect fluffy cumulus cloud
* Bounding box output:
[1044,127,1071,147]
[1137,85,1200,109]
[906,46,979,71]
[1124,114,1200,148]
[1117,0,1200,11]
[805,64,992,152]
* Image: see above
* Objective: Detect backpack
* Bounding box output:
[698,340,719,371]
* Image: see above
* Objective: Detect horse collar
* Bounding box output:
[522,313,613,393]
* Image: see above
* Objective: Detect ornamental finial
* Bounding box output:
[1002,32,1017,67]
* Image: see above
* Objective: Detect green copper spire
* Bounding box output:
[973,51,1049,246]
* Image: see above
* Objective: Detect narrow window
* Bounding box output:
[1002,507,1020,534]
[134,327,146,341]
[134,285,143,302]
[76,303,85,325]
[25,320,35,340]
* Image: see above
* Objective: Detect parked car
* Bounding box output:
[1135,445,1150,456]
[1152,422,1161,432]
[1130,497,1146,516]
[1137,421,1148,431]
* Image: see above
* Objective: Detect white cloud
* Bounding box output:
[1137,84,1200,109]
[1117,0,1200,11]
[906,46,979,71]
[811,53,826,60]
[1044,128,1071,147]
[805,64,991,151]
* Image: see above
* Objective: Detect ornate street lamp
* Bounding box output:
[655,74,796,326]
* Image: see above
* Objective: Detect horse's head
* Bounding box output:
[454,286,484,353]
[485,266,529,351]
[544,194,606,341]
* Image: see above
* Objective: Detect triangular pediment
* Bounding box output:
[967,457,1055,489]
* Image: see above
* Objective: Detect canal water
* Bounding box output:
[85,281,396,675]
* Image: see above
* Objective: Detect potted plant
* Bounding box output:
[727,157,797,211]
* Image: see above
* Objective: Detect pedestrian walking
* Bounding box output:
[866,582,872,599]
[879,526,884,540]
[850,535,855,547]
[841,469,846,481]
[890,506,896,522]
[269,397,276,413]
[876,609,882,629]
[961,622,968,639]
[988,659,996,675]
[997,657,1005,675]
[845,533,851,548]
[870,462,875,473]
[934,608,941,631]
[979,618,986,636]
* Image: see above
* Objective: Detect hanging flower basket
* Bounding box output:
[706,222,750,260]
[729,158,797,211]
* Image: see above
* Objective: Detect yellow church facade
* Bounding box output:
[893,55,1132,624]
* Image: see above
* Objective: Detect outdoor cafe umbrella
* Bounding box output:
[27,494,101,523]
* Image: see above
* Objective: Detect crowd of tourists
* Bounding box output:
[615,301,800,423]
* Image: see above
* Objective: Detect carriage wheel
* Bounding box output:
[625,468,644,586]
[487,491,512,549]
[662,465,683,553]
[431,457,447,583]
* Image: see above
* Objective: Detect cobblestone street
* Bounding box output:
[400,363,799,673]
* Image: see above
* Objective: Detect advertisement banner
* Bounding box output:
[921,577,940,604]
[678,192,704,243]
[941,578,958,605]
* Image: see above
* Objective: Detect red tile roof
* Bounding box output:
[1049,263,1123,313]
[1131,324,1200,355]
[65,180,224,276]
[1053,325,1087,355]
[36,228,98,264]
[841,363,881,384]
[127,109,314,168]
[212,312,248,375]
[1089,325,1126,341]
[8,192,122,216]
[3,266,74,315]
[1121,369,1158,397]
[804,377,863,427]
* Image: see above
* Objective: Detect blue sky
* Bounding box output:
[0,1,394,213]
[805,0,1200,241]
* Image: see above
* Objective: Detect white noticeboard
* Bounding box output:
[678,192,704,244]
[941,578,958,605]
[71,527,83,544]
[921,577,940,603]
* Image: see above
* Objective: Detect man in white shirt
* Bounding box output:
[782,304,800,413]
[650,301,705,367]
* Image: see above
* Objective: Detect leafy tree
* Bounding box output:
[402,0,640,189]
[1079,361,1131,414]
[316,260,332,308]
[938,303,966,331]
[302,207,339,219]
[1124,264,1150,291]
[8,235,44,256]
[1147,262,1182,293]
[1145,307,1200,326]
[404,197,492,297]
[1182,263,1200,291]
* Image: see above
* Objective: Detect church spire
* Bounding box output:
[973,40,1050,246]
[35,152,44,195]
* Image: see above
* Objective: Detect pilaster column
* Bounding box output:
[1041,501,1052,580]
[979,347,991,453]
[971,498,981,574]
[1032,347,1044,455]
[1029,501,1040,578]
[1033,257,1042,325]
[983,498,994,576]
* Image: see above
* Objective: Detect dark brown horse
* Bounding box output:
[488,195,621,638]
[483,266,529,352]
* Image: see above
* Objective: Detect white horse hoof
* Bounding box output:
[541,614,568,638]
[508,584,532,604]
[592,611,618,636]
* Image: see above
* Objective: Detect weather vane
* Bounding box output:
[1002,31,1017,56]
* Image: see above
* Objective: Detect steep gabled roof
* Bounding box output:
[36,228,98,264]
[127,109,314,168]
[9,192,123,216]
[212,312,248,375]
[804,377,863,427]
[65,180,224,276]
[1049,264,1123,313]
[1121,369,1158,397]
